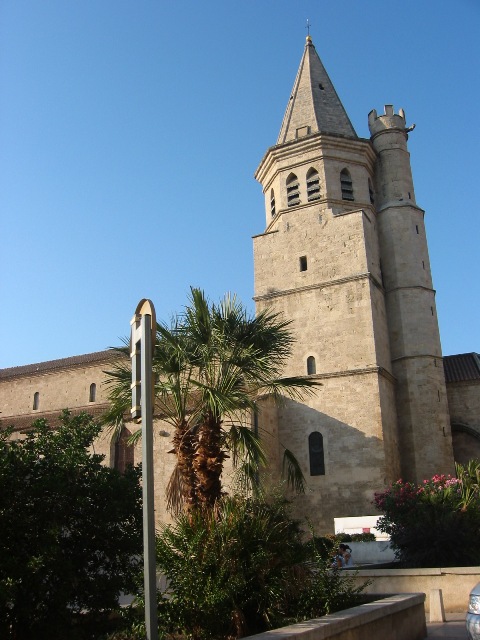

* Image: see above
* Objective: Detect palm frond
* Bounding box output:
[255,376,321,403]
[231,461,266,500]
[166,464,185,515]
[282,447,306,493]
[223,423,266,469]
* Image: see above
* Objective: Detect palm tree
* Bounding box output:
[103,288,319,512]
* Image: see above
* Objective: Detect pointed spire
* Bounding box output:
[277,36,357,144]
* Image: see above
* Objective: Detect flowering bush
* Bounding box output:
[374,461,480,567]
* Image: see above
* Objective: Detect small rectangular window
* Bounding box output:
[296,126,310,138]
[299,256,307,272]
[416,225,419,234]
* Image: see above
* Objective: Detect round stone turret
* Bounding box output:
[368,104,407,138]
[368,105,416,208]
[368,105,454,482]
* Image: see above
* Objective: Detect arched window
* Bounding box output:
[309,431,325,476]
[286,173,300,207]
[306,168,320,201]
[112,427,135,474]
[307,356,316,375]
[368,179,375,205]
[33,391,40,410]
[270,189,276,217]
[340,169,354,201]
[89,383,96,403]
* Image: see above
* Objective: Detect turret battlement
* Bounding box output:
[368,105,407,137]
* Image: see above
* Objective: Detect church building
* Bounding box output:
[1,37,479,532]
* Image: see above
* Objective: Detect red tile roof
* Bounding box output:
[0,350,119,380]
[443,353,480,383]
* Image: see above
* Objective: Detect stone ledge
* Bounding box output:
[247,593,425,640]
[350,567,480,612]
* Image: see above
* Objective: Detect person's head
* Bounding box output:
[339,544,351,553]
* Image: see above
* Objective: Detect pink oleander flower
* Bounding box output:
[444,478,459,487]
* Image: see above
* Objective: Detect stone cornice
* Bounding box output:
[255,366,395,388]
[376,200,425,215]
[308,365,396,384]
[391,354,442,364]
[385,285,436,295]
[0,403,111,432]
[254,271,384,302]
[257,204,376,236]
[255,132,375,185]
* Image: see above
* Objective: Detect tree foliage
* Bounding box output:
[0,411,143,640]
[374,461,480,567]
[104,288,319,513]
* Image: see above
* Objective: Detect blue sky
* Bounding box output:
[1,1,479,368]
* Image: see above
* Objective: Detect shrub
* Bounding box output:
[374,461,480,567]
[154,497,305,639]
[0,411,143,639]
[350,532,376,542]
[150,496,368,640]
[304,535,335,560]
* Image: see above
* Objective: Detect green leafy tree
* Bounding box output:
[0,411,143,640]
[104,288,319,512]
[374,461,480,567]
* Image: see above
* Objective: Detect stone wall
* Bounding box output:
[350,567,480,613]
[447,381,480,464]
[247,593,426,640]
[263,370,398,534]
[0,353,113,427]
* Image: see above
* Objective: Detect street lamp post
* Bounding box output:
[131,299,158,640]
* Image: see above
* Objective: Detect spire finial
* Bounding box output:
[306,19,312,44]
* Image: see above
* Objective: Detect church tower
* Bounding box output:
[253,36,453,532]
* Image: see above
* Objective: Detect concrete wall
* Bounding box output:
[247,593,426,640]
[350,567,480,613]
[348,541,396,564]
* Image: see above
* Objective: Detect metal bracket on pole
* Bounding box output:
[130,299,158,640]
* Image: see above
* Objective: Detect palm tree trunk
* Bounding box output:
[173,420,198,510]
[193,412,226,509]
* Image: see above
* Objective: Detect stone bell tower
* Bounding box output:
[253,36,453,532]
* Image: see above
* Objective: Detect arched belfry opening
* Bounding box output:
[340,168,354,201]
[306,168,320,201]
[309,431,325,476]
[286,173,300,207]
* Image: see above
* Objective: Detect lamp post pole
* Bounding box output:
[131,299,158,640]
